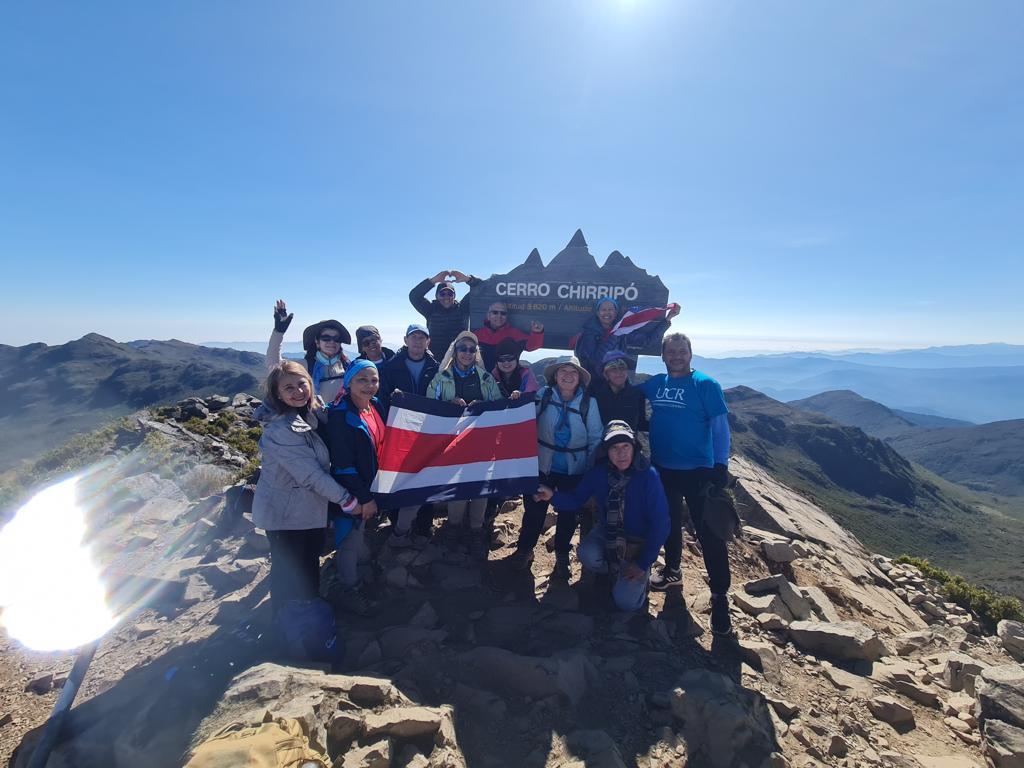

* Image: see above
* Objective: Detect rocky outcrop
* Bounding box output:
[5,396,1023,768]
[787,620,886,662]
[976,666,1024,767]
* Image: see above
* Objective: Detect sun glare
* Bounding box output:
[0,476,118,651]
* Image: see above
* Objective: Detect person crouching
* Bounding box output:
[533,420,669,612]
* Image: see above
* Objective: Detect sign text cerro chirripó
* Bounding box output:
[468,230,671,354]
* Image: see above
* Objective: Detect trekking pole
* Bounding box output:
[27,640,99,768]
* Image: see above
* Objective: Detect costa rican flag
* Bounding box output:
[370,392,539,508]
[607,303,680,338]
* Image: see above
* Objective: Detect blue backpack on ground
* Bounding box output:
[276,598,343,664]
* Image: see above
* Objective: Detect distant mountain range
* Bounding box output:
[208,342,1024,423]
[726,386,1024,597]
[0,334,265,471]
[631,344,1024,423]
[789,389,1024,497]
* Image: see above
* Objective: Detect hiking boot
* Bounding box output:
[551,555,571,582]
[468,528,489,559]
[507,547,535,571]
[335,587,376,617]
[649,565,682,591]
[710,593,733,636]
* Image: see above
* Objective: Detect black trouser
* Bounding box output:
[657,467,731,594]
[266,528,324,615]
[518,472,583,557]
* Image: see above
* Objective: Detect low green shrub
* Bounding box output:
[896,554,1024,628]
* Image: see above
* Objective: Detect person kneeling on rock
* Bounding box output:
[534,420,669,612]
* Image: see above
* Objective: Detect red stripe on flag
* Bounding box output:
[378,419,537,474]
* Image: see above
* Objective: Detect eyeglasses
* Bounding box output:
[319,334,342,343]
[455,345,477,354]
[497,355,517,363]
[489,310,507,316]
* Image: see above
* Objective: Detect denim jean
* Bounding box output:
[577,527,649,612]
[333,517,364,589]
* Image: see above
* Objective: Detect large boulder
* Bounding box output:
[868,696,915,729]
[894,625,969,657]
[670,669,777,768]
[787,620,886,662]
[998,620,1024,662]
[976,665,1024,729]
[870,659,942,708]
[976,665,1024,768]
[456,647,593,705]
[981,719,1024,768]
[941,652,988,696]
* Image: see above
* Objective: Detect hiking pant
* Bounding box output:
[333,518,364,589]
[447,498,487,530]
[388,505,435,536]
[518,472,583,557]
[266,527,324,615]
[577,528,649,612]
[393,506,420,536]
[657,466,731,594]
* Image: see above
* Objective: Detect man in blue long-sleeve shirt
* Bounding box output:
[637,332,734,636]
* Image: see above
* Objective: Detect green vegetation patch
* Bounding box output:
[896,555,1024,628]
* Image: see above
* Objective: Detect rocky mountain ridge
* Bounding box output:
[0,334,266,472]
[2,394,1023,767]
[788,390,1024,498]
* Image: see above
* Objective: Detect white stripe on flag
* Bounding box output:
[373,457,539,495]
[388,403,537,434]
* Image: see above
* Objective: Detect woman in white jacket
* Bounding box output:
[253,360,356,615]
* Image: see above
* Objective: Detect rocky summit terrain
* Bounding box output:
[2,394,1024,768]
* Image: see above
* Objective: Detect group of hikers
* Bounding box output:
[251,269,734,661]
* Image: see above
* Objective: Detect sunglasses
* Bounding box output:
[497,355,517,363]
[438,290,456,297]
[455,345,477,354]
[319,334,342,343]
[489,310,508,316]
[360,338,380,348]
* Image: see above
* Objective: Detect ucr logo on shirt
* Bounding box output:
[655,387,688,403]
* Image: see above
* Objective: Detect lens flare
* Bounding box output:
[0,476,118,651]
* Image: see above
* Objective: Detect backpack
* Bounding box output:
[276,598,343,664]
[538,386,592,424]
[537,387,593,456]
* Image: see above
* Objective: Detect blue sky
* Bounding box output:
[2,1,1021,355]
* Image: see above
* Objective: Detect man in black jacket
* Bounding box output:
[588,350,648,432]
[378,324,439,411]
[379,324,441,546]
[408,269,482,360]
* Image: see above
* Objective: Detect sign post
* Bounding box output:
[468,230,671,354]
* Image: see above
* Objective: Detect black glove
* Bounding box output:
[274,306,293,333]
[711,463,730,490]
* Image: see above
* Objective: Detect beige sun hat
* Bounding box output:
[543,355,591,388]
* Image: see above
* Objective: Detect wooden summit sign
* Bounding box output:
[469,230,670,354]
